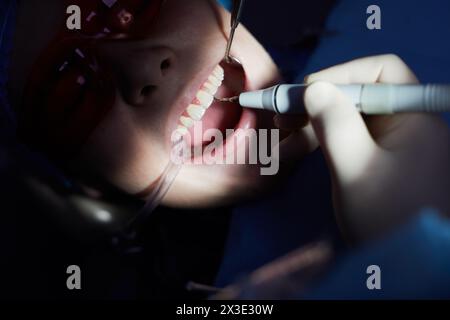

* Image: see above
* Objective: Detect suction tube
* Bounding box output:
[126,139,185,230]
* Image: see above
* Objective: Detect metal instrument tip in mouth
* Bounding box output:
[214,96,239,103]
[215,1,245,105]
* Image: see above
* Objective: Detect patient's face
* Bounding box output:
[13,0,292,208]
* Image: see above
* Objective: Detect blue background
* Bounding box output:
[216,0,450,299]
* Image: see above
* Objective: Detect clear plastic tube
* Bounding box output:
[126,138,186,230]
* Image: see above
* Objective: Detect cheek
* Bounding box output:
[80,101,170,193]
[235,27,282,90]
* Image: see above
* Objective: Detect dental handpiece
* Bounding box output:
[235,84,450,114]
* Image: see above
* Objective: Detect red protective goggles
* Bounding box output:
[19,0,165,160]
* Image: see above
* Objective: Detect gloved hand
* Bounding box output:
[302,54,450,242]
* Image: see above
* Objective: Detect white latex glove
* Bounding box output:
[303,54,450,243]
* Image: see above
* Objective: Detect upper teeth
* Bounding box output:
[179,116,194,128]
[186,104,206,121]
[203,82,219,95]
[172,65,224,141]
[196,90,214,107]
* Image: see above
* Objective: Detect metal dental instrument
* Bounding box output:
[215,0,246,103]
[224,0,244,63]
[221,84,450,114]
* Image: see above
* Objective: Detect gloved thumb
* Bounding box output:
[304,81,379,184]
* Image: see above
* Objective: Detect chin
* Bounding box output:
[162,160,281,208]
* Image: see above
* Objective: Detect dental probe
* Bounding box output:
[224,0,244,63]
[219,84,450,114]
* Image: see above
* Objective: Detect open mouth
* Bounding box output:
[171,60,251,155]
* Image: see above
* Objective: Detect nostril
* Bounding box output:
[141,85,156,97]
[160,59,171,73]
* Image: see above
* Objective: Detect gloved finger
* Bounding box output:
[277,124,319,163]
[305,54,419,85]
[304,81,379,184]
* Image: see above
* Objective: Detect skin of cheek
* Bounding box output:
[76,96,169,194]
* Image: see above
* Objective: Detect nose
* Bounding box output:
[112,47,176,106]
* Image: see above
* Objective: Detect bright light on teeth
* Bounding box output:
[176,125,188,135]
[173,65,225,141]
[187,104,206,121]
[208,75,222,87]
[203,82,219,95]
[179,116,194,128]
[196,90,214,107]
